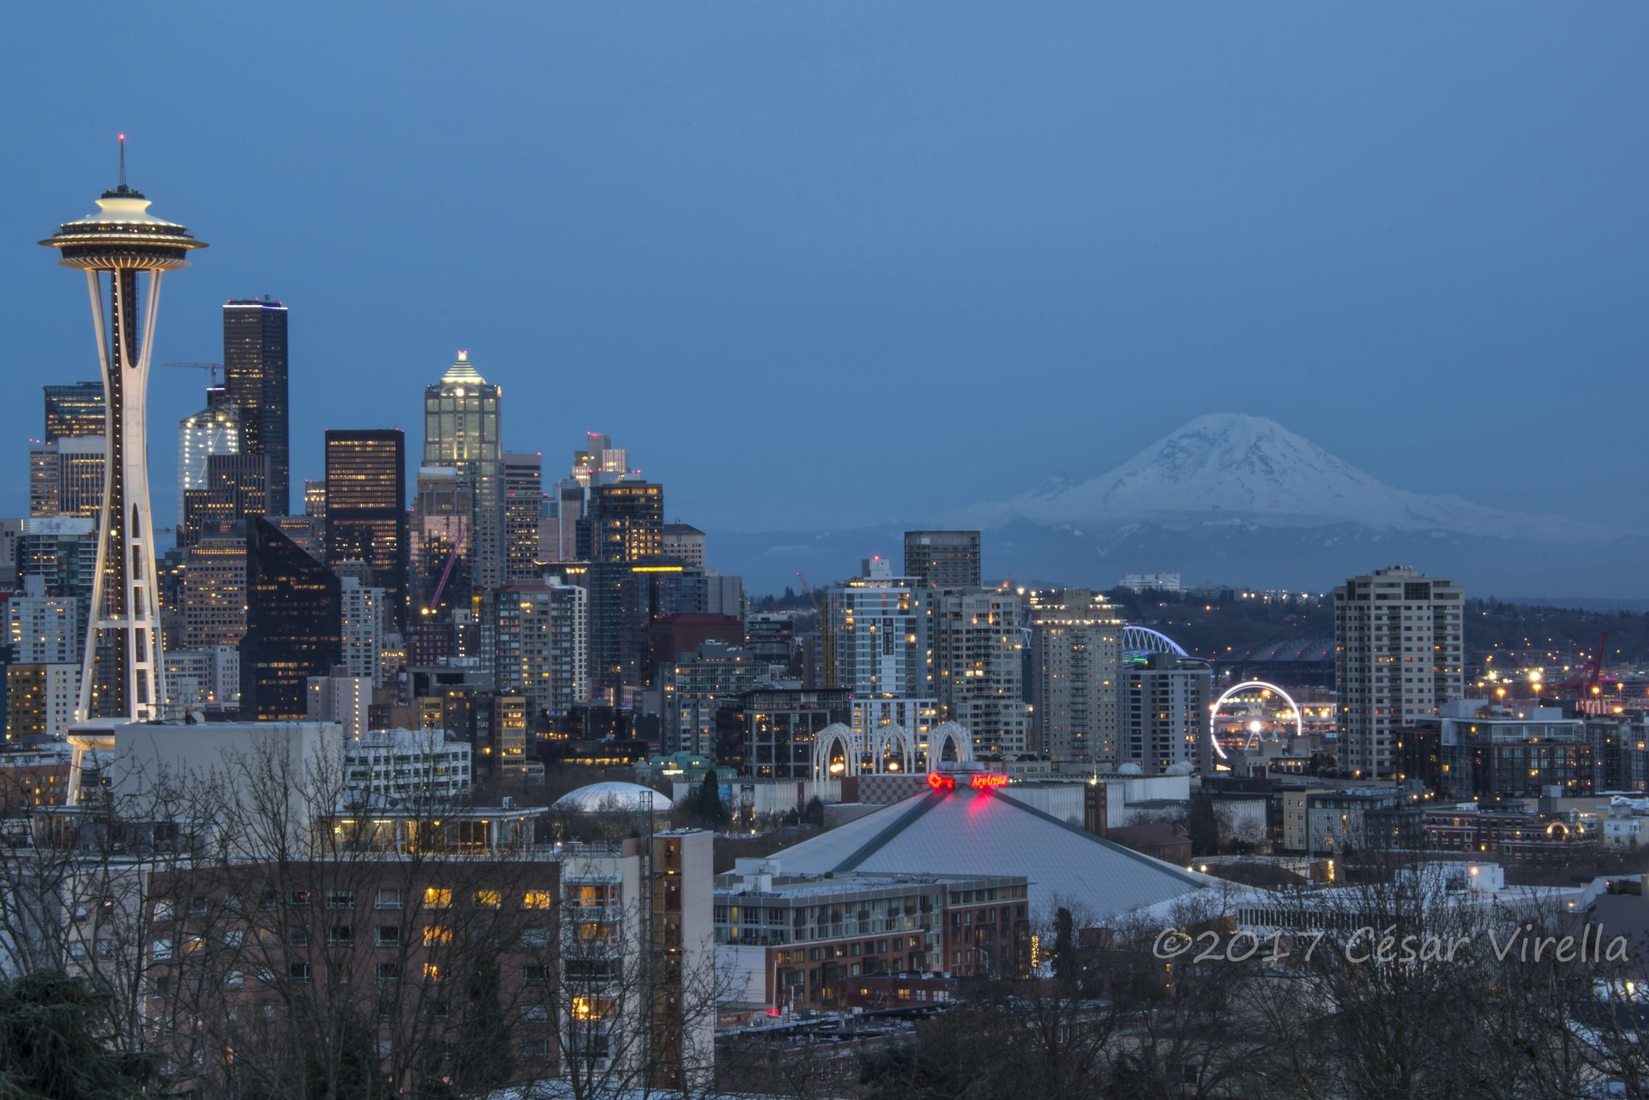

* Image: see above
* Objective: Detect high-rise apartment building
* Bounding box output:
[339,576,388,688]
[581,481,664,700]
[177,385,240,523]
[423,351,503,592]
[493,578,588,723]
[42,382,105,442]
[5,663,79,742]
[241,517,341,721]
[659,641,767,756]
[904,530,981,589]
[502,451,545,583]
[932,588,1029,758]
[1119,653,1214,774]
[823,557,933,699]
[8,575,79,665]
[1029,589,1123,767]
[324,430,408,631]
[1334,565,1465,779]
[823,557,937,756]
[223,297,289,515]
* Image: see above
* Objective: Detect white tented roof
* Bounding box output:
[553,781,673,814]
[769,784,1207,921]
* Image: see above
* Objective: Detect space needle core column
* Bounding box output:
[40,138,206,722]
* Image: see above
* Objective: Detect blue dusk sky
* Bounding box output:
[1,3,1645,539]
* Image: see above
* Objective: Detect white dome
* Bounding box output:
[1164,763,1194,776]
[553,781,674,814]
[1116,762,1145,776]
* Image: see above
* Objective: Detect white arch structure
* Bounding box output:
[1122,625,1189,659]
[812,719,975,781]
[1209,680,1304,760]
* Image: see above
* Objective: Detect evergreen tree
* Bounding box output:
[695,770,729,827]
[1051,906,1077,990]
[802,795,826,827]
[1187,791,1221,856]
[0,971,154,1099]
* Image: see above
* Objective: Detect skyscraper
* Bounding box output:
[324,430,408,631]
[423,351,503,592]
[223,297,289,515]
[823,557,938,757]
[1119,653,1214,774]
[932,587,1029,758]
[339,576,388,688]
[493,578,588,723]
[177,385,240,523]
[502,452,545,583]
[42,382,105,442]
[241,517,341,721]
[1029,589,1123,767]
[179,452,269,549]
[40,139,206,721]
[904,531,982,589]
[1334,566,1465,779]
[29,437,106,518]
[580,480,664,700]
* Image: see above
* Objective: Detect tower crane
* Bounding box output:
[162,361,222,386]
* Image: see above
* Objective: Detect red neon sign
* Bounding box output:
[927,771,1008,792]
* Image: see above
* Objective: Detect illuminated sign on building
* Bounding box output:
[927,771,1009,792]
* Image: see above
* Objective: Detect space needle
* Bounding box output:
[40,137,205,724]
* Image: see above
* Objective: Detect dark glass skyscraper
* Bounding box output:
[223,298,289,515]
[578,481,663,702]
[42,382,106,442]
[324,429,408,631]
[241,517,340,721]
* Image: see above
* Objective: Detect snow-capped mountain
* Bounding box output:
[959,412,1611,543]
[713,413,1642,596]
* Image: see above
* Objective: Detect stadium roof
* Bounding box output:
[768,782,1208,921]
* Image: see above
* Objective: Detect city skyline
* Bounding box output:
[2,4,1646,559]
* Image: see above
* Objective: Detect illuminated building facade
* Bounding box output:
[823,558,936,755]
[1333,566,1464,780]
[502,451,545,583]
[40,142,206,720]
[423,351,503,592]
[493,578,588,724]
[932,588,1028,758]
[1028,588,1122,766]
[42,381,105,442]
[29,436,107,519]
[325,429,408,631]
[223,297,289,515]
[177,385,241,523]
[1119,653,1213,774]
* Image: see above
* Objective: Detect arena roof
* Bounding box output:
[769,781,1208,921]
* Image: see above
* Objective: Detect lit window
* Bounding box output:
[522,890,553,910]
[424,887,452,909]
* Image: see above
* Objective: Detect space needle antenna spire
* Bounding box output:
[41,140,206,743]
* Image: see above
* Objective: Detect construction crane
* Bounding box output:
[1553,629,1612,705]
[794,570,824,616]
[162,361,222,386]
